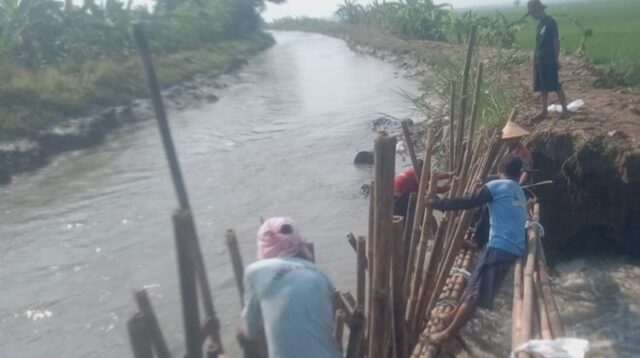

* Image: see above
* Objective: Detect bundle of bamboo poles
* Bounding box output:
[511,202,565,357]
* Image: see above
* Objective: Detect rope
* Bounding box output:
[450,267,471,278]
[526,220,545,238]
[434,299,458,309]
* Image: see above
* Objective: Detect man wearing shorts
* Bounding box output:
[426,154,527,344]
[529,0,569,120]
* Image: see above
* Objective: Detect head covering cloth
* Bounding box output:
[256,217,311,260]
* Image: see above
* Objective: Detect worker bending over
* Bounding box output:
[240,217,340,357]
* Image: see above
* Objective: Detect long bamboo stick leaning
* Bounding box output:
[134,24,223,356]
[519,205,540,357]
[459,62,484,181]
[403,193,418,275]
[512,257,524,351]
[134,290,172,358]
[534,270,553,340]
[406,171,439,328]
[454,25,478,170]
[368,133,397,358]
[536,239,565,337]
[449,83,457,172]
[173,210,204,358]
[225,229,245,306]
[401,119,420,180]
[404,131,435,298]
[128,313,154,358]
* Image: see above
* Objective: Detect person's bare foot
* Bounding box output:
[428,329,455,345]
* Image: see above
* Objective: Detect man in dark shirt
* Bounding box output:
[426,154,527,344]
[529,0,569,120]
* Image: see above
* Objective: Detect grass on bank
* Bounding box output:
[0,34,273,140]
[479,0,640,85]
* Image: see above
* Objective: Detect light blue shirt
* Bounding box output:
[242,257,340,358]
[486,179,527,256]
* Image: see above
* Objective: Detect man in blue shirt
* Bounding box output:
[529,0,570,120]
[426,154,527,344]
[240,217,341,358]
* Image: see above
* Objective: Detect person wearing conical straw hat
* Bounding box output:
[528,0,570,120]
[502,120,533,185]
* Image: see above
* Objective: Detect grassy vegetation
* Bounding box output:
[0,0,282,140]
[480,0,640,85]
[0,35,272,139]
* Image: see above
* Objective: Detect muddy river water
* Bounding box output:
[1,32,639,358]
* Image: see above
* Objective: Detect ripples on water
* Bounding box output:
[0,32,419,357]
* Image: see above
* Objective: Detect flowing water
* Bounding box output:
[1,31,639,358]
[0,31,419,357]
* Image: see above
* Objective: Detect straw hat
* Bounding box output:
[501,121,530,139]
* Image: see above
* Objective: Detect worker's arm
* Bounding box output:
[519,171,530,186]
[427,185,493,212]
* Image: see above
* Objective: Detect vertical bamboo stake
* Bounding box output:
[391,216,407,358]
[454,25,478,170]
[403,193,418,274]
[346,308,365,358]
[449,82,457,172]
[401,119,420,179]
[225,229,245,306]
[367,180,375,339]
[134,290,172,358]
[128,313,154,358]
[335,309,346,352]
[357,236,367,309]
[368,133,396,358]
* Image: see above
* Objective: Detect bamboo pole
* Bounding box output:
[357,236,367,309]
[173,210,204,358]
[534,270,553,340]
[404,131,435,299]
[458,62,484,172]
[391,216,407,358]
[403,193,418,275]
[406,172,439,325]
[401,119,420,180]
[512,257,524,351]
[128,313,154,358]
[520,214,539,357]
[134,290,172,358]
[335,309,346,352]
[454,25,478,170]
[367,180,375,339]
[368,133,397,358]
[225,229,245,306]
[346,308,365,358]
[449,83,456,172]
[536,239,565,337]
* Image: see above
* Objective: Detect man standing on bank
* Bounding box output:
[529,0,570,120]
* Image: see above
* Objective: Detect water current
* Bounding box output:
[1,31,639,358]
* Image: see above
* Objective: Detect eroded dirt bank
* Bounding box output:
[323,27,640,253]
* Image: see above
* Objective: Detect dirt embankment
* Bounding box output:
[331,28,640,254]
[0,65,238,185]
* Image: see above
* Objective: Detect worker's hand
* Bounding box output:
[425,193,439,207]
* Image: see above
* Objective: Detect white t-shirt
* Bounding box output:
[242,257,340,358]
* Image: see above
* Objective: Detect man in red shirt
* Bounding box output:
[393,164,420,217]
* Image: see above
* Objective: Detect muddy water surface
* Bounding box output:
[0,31,419,357]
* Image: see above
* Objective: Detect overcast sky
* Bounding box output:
[263,0,524,21]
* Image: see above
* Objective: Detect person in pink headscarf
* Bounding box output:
[239,217,340,358]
